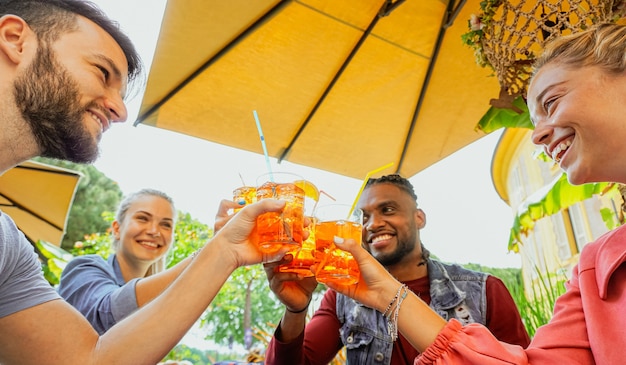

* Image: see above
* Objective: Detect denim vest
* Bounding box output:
[336,259,488,364]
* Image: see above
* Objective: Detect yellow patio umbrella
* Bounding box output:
[136,0,499,179]
[0,160,81,247]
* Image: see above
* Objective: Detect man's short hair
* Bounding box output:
[365,174,418,202]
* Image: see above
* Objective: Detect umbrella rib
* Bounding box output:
[13,164,82,177]
[0,194,65,232]
[278,0,403,163]
[395,0,467,175]
[134,0,292,126]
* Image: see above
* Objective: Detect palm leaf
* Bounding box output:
[508,173,615,252]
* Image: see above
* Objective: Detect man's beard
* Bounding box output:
[13,44,100,163]
[373,234,417,267]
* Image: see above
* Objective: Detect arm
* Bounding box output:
[263,258,319,342]
[134,255,193,306]
[324,238,596,365]
[266,289,344,365]
[322,237,446,353]
[417,275,592,365]
[58,254,196,333]
[0,199,288,365]
[484,276,530,347]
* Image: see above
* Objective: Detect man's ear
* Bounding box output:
[415,208,426,229]
[0,15,31,65]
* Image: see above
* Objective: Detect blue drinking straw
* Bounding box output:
[253,110,274,181]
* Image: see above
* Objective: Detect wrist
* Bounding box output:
[199,237,238,272]
[285,299,311,314]
[286,306,308,314]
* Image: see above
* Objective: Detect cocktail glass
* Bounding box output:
[278,216,316,276]
[255,172,305,262]
[314,204,362,285]
[232,186,256,213]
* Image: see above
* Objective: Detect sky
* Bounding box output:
[90,0,521,269]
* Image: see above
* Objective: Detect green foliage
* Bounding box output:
[32,157,123,250]
[460,0,503,69]
[202,264,283,349]
[201,263,328,351]
[600,207,622,230]
[34,240,74,285]
[509,173,616,252]
[161,344,210,365]
[462,262,566,337]
[167,212,213,267]
[475,96,533,133]
[461,263,522,294]
[68,211,116,259]
[514,268,567,337]
[70,230,115,259]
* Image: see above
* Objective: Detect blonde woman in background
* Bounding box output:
[59,189,196,334]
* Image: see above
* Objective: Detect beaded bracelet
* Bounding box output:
[385,284,408,342]
[389,285,409,341]
[382,284,404,317]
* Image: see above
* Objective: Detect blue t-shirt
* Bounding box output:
[0,211,60,318]
[58,253,140,334]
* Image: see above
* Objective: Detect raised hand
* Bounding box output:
[212,199,289,268]
[321,237,401,312]
[214,199,242,233]
[264,256,318,313]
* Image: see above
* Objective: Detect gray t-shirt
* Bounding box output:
[0,210,60,318]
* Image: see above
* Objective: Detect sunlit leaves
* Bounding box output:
[508,173,616,251]
[475,95,533,133]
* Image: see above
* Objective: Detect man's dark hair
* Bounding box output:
[0,0,142,91]
[365,174,418,202]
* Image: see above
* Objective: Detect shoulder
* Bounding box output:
[63,254,112,275]
[579,225,626,269]
[0,213,40,273]
[67,254,108,266]
[58,255,117,291]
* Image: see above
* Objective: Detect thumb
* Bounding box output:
[333,236,369,261]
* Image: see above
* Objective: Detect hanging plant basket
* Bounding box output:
[463,0,626,101]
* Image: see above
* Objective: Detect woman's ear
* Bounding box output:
[111,220,121,240]
[0,15,31,65]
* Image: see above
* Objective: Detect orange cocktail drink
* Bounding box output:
[278,216,316,276]
[256,172,305,262]
[314,205,362,285]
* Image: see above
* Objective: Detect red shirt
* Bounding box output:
[266,275,530,365]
